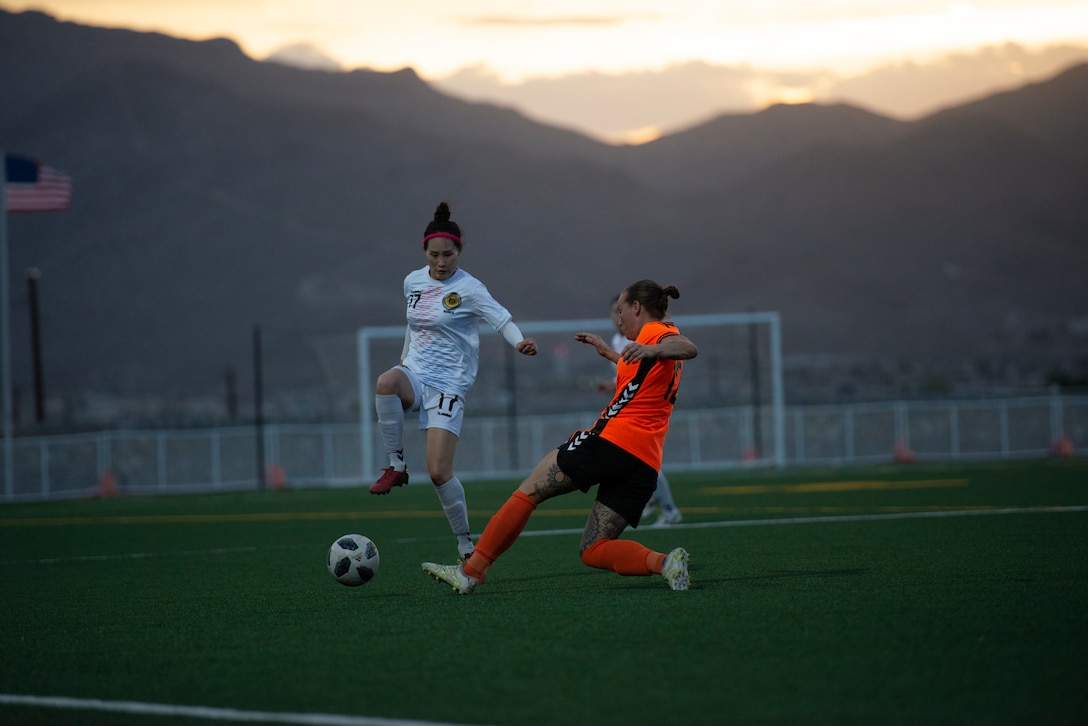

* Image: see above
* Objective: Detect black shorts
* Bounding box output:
[555,431,658,527]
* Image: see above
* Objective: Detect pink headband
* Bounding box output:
[423,232,462,248]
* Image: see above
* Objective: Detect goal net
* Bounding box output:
[357,312,784,481]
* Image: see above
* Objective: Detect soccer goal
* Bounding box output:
[357,312,784,482]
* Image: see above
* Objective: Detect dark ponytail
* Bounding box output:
[623,279,679,319]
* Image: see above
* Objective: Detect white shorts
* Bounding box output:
[396,366,465,437]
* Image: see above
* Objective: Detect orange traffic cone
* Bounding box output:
[96,471,118,497]
[1050,436,1074,458]
[893,440,916,464]
[267,463,288,490]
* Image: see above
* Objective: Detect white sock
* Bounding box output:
[654,473,679,512]
[434,476,472,550]
[375,394,406,470]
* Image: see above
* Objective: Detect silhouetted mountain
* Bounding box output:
[1,9,1086,418]
[615,103,912,193]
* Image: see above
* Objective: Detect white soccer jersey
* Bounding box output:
[401,267,513,397]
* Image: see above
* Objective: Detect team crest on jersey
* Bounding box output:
[443,292,462,310]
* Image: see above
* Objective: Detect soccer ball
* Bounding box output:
[327,534,380,586]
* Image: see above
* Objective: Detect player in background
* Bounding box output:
[423,279,697,593]
[597,294,683,527]
[370,202,538,562]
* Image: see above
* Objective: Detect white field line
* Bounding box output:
[0,693,482,726]
[516,505,1088,537]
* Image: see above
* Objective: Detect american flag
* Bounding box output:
[4,154,73,213]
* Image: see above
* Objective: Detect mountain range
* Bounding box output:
[432,44,1088,143]
[1,9,1086,422]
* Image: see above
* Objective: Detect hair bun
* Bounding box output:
[423,201,463,249]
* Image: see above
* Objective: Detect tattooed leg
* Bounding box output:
[517,449,580,503]
[580,500,629,552]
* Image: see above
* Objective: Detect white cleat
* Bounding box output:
[651,508,683,527]
[422,562,480,595]
[661,547,690,591]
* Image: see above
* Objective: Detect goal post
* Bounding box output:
[357,312,784,481]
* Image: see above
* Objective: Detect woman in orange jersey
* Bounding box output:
[422,279,698,593]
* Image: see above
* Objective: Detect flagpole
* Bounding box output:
[1,145,14,498]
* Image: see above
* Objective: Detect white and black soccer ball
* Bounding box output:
[327,534,380,586]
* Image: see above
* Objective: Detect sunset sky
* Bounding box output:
[5,1,1086,78]
[4,1,1087,141]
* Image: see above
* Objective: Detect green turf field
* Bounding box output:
[1,459,1086,725]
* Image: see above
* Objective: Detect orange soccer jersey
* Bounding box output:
[590,320,683,470]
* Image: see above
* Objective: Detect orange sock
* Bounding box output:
[464,489,536,579]
[581,539,659,576]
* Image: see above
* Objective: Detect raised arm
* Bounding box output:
[574,332,621,363]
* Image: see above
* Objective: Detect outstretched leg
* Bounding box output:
[463,448,578,579]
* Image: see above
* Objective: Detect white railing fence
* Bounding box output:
[4,394,1085,501]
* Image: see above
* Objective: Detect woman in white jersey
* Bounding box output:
[370,202,538,562]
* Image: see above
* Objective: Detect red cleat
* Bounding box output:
[369,467,409,495]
